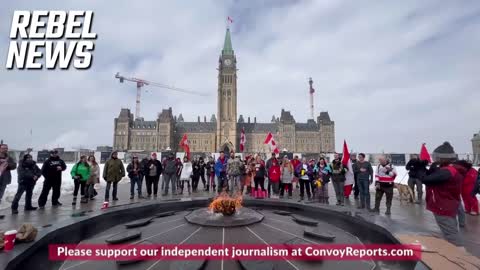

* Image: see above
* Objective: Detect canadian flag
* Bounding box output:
[240,127,246,152]
[420,143,432,163]
[264,132,279,154]
[227,16,233,24]
[179,134,190,160]
[341,140,354,186]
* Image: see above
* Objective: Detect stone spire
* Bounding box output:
[178,114,184,122]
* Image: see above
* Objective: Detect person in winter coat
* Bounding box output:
[179,157,193,195]
[280,157,294,199]
[215,151,229,193]
[71,155,91,205]
[296,157,313,201]
[266,153,277,197]
[472,168,480,198]
[11,154,41,214]
[253,155,266,195]
[103,151,125,201]
[0,143,17,205]
[38,149,66,207]
[405,154,428,203]
[460,162,479,215]
[198,157,207,191]
[227,153,243,196]
[291,155,301,189]
[141,156,150,189]
[268,159,281,198]
[205,156,216,192]
[353,153,373,209]
[191,158,201,192]
[314,157,332,204]
[127,156,144,200]
[145,153,163,197]
[243,157,255,195]
[351,153,359,200]
[372,156,397,215]
[86,155,100,200]
[175,157,183,193]
[162,153,178,196]
[330,154,346,206]
[422,160,466,248]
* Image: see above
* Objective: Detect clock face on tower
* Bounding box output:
[224,59,232,66]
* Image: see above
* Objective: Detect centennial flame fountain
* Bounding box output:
[185,193,264,227]
[208,192,243,216]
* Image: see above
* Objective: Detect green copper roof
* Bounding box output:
[222,28,234,55]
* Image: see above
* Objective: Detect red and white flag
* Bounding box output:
[341,140,354,186]
[227,16,233,24]
[264,132,279,154]
[240,127,246,152]
[179,134,190,160]
[420,143,432,163]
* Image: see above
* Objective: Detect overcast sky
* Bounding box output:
[0,0,479,153]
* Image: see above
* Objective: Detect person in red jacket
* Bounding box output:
[422,161,466,248]
[268,159,281,198]
[461,162,479,215]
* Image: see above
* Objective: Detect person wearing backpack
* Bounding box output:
[162,152,178,196]
[227,153,243,196]
[71,155,91,205]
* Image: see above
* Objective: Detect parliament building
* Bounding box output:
[113,28,335,154]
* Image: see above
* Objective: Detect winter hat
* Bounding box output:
[151,152,157,158]
[432,142,457,162]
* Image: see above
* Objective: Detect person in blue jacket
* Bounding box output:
[214,151,228,193]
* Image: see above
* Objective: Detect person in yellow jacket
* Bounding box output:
[71,155,91,205]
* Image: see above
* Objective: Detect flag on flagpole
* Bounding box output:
[240,127,246,152]
[227,16,233,24]
[179,134,191,160]
[420,143,432,163]
[341,140,355,186]
[264,132,279,154]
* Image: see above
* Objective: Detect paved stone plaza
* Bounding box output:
[1,180,478,261]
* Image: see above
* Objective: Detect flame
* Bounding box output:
[208,192,243,216]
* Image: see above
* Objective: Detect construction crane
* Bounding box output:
[309,77,315,119]
[115,72,206,120]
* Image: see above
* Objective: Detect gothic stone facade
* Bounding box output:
[113,28,335,154]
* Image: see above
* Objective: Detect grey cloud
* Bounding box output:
[0,0,478,153]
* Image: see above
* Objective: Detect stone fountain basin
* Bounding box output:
[185,207,264,227]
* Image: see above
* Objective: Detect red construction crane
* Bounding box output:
[115,72,205,119]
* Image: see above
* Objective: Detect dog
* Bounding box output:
[395,183,414,204]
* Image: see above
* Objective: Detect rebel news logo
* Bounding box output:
[5,10,96,69]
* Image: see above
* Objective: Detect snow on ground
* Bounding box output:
[1,163,130,209]
[1,163,477,210]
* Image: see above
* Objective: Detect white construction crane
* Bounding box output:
[309,77,315,119]
[115,72,205,119]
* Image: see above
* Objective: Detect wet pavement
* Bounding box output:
[1,181,479,259]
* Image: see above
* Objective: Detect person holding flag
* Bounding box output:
[406,150,429,204]
[342,141,355,200]
[331,153,346,206]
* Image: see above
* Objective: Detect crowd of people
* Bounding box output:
[1,142,480,250]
